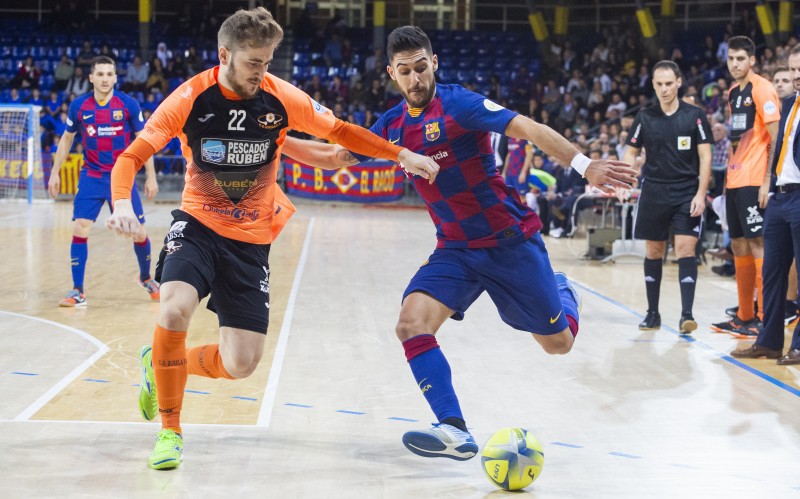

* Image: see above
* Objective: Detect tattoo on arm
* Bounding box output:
[335,149,359,166]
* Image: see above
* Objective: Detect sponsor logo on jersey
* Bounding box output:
[112,110,124,121]
[200,138,272,167]
[94,124,124,137]
[428,150,449,161]
[424,121,441,142]
[696,118,707,141]
[66,117,73,127]
[180,85,193,99]
[202,204,261,221]
[677,136,691,150]
[257,113,284,129]
[86,125,97,136]
[731,113,747,130]
[311,99,327,113]
[764,101,778,115]
[743,96,753,107]
[198,113,214,123]
[483,99,504,112]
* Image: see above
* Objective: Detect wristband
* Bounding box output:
[570,153,591,177]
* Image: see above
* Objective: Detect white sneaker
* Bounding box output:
[402,423,478,461]
[549,227,564,238]
[554,271,582,312]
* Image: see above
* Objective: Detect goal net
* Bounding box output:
[0,104,47,203]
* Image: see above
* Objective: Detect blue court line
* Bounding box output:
[550,441,583,448]
[83,378,110,383]
[184,389,210,395]
[336,410,366,415]
[572,282,800,398]
[284,403,313,408]
[609,451,643,459]
[11,372,38,376]
[388,417,419,422]
[231,396,257,401]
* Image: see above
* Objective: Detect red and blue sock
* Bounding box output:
[70,236,88,293]
[403,334,466,431]
[133,237,152,282]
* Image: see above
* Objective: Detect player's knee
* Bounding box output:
[395,317,423,342]
[223,350,262,378]
[159,306,193,332]
[539,334,573,355]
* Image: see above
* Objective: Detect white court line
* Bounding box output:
[256,218,315,427]
[0,310,110,421]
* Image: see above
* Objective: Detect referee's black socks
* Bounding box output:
[678,257,698,316]
[644,258,663,313]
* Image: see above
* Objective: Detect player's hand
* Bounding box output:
[584,160,638,194]
[398,149,440,184]
[105,199,141,239]
[144,176,159,201]
[758,180,771,209]
[47,173,61,199]
[689,192,706,217]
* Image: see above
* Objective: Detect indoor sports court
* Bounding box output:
[1,200,798,497]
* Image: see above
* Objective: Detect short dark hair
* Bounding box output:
[790,44,800,57]
[772,66,790,77]
[90,55,116,73]
[728,36,755,56]
[387,26,432,63]
[652,60,682,79]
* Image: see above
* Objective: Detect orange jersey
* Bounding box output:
[727,73,780,188]
[136,67,401,243]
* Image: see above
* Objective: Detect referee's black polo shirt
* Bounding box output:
[625,100,713,184]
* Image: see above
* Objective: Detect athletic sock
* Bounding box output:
[152,325,187,434]
[644,258,662,314]
[187,344,235,379]
[678,257,698,316]
[133,237,152,282]
[734,255,756,321]
[70,236,88,293]
[754,257,763,322]
[403,334,464,425]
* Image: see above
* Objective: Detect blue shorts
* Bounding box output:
[72,170,145,224]
[403,232,568,335]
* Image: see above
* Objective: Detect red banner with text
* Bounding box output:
[282,159,406,202]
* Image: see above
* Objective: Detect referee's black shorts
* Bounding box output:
[634,178,701,241]
[155,209,272,333]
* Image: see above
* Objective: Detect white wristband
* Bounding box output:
[570,153,591,177]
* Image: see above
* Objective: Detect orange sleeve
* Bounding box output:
[111,137,157,202]
[753,78,780,124]
[271,76,402,161]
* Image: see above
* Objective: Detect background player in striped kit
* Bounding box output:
[281,26,638,461]
[48,55,160,307]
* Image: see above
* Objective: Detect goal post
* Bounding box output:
[0,104,47,203]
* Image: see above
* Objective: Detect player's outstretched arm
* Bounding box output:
[282,136,359,170]
[282,135,440,183]
[505,115,638,193]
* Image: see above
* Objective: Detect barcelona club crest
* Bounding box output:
[424,121,441,142]
[112,110,124,121]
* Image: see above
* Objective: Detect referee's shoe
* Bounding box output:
[679,313,697,335]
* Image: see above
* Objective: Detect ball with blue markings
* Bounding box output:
[481,427,544,491]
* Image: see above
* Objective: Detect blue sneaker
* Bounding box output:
[554,271,582,312]
[402,423,478,460]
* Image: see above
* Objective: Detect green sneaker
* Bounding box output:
[149,429,183,470]
[138,345,158,421]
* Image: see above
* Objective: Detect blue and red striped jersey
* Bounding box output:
[66,91,144,174]
[369,83,542,248]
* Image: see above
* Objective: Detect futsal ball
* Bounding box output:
[481,427,544,491]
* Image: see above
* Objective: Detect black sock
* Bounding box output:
[678,257,698,316]
[441,417,467,432]
[644,258,662,313]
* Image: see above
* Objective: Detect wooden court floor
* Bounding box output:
[0,200,798,498]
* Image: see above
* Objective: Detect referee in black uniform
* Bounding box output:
[623,60,712,334]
